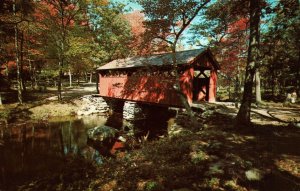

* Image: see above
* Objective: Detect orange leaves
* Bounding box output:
[228,18,248,34]
[123,11,146,37]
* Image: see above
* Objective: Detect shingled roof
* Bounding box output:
[97,48,220,70]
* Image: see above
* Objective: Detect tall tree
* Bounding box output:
[13,0,23,103]
[236,0,261,126]
[36,0,86,101]
[191,7,249,102]
[136,0,210,121]
[12,0,33,103]
[260,0,300,98]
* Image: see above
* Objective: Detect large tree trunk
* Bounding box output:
[170,43,195,124]
[255,70,262,103]
[236,0,260,127]
[14,0,23,104]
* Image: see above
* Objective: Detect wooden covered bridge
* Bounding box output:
[96,48,220,108]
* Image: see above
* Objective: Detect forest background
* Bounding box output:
[0,0,299,123]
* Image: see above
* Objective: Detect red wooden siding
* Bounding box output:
[99,69,193,107]
[97,49,220,107]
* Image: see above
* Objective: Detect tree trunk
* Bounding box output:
[96,72,99,93]
[57,1,66,102]
[34,66,38,89]
[4,61,10,90]
[170,43,196,126]
[77,73,80,86]
[20,31,26,92]
[58,61,62,101]
[228,81,231,100]
[89,72,93,83]
[236,0,260,127]
[297,49,300,95]
[5,61,9,77]
[29,59,35,90]
[271,68,275,99]
[234,76,239,108]
[255,70,262,103]
[0,94,2,105]
[69,69,72,87]
[13,0,23,104]
[85,72,88,82]
[31,125,35,149]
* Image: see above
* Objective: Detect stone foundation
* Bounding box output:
[77,95,109,115]
[123,101,146,121]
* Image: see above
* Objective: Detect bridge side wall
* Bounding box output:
[98,68,193,107]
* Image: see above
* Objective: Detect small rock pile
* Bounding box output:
[123,101,146,120]
[77,95,109,116]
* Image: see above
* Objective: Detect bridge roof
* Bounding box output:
[97,48,220,71]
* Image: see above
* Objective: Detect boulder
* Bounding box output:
[87,125,118,142]
[245,168,263,181]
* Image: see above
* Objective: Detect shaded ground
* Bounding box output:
[15,117,300,191]
[1,87,300,191]
[0,84,97,121]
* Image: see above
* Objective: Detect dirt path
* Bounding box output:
[210,102,300,125]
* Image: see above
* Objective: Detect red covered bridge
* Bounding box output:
[96,48,220,107]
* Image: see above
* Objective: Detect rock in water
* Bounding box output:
[87,125,118,142]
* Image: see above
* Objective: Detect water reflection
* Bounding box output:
[0,106,175,189]
[0,116,108,189]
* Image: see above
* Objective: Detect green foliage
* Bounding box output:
[190,150,209,164]
[65,26,101,73]
[223,180,240,191]
[260,0,300,95]
[145,181,159,191]
[136,0,210,50]
[0,108,11,120]
[87,1,133,62]
[206,177,220,188]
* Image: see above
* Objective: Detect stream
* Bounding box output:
[0,106,176,189]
